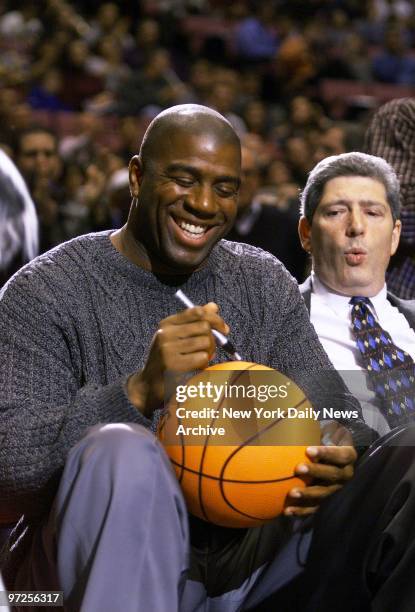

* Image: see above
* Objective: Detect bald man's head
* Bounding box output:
[139,104,240,169]
[125,104,241,274]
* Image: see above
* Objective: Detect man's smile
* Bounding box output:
[169,214,218,246]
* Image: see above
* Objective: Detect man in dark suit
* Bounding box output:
[226,144,307,282]
[298,151,414,435]
[294,152,415,612]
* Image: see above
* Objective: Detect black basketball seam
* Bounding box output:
[198,367,257,522]
[169,459,300,484]
[218,395,310,521]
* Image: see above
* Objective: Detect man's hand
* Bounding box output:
[284,443,357,517]
[127,303,228,418]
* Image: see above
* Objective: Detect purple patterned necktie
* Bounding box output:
[349,296,415,428]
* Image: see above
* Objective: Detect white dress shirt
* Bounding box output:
[309,273,415,436]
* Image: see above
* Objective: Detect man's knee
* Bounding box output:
[62,423,179,499]
[77,422,158,460]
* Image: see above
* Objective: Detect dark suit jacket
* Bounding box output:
[299,276,415,331]
[226,204,307,283]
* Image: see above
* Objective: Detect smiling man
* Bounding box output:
[111,107,241,276]
[0,106,368,611]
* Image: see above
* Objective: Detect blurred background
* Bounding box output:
[1,0,414,282]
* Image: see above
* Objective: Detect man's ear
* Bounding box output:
[129,155,143,198]
[390,219,401,256]
[298,216,312,253]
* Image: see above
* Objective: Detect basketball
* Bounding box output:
[158,362,321,528]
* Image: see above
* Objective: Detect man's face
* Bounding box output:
[18,132,59,182]
[130,129,240,274]
[299,175,401,296]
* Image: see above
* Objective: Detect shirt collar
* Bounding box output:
[311,271,388,318]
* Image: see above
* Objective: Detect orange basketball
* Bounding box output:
[158,362,321,528]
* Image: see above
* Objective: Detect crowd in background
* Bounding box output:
[1,0,415,282]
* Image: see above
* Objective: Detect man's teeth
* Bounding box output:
[178,220,207,235]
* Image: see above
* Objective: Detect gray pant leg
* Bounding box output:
[40,424,188,612]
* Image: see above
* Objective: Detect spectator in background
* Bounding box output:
[186,59,214,105]
[372,0,413,22]
[0,89,22,156]
[372,27,415,84]
[271,33,317,99]
[0,89,33,149]
[111,48,187,116]
[0,148,38,286]
[289,96,325,136]
[84,2,121,47]
[27,68,70,112]
[284,135,314,186]
[125,18,161,70]
[106,167,131,227]
[266,159,294,186]
[60,39,104,110]
[365,97,415,299]
[29,37,66,85]
[342,32,372,82]
[117,116,149,164]
[237,69,263,108]
[59,111,103,169]
[86,36,132,94]
[234,3,279,63]
[226,144,306,281]
[205,80,246,136]
[313,125,348,163]
[14,126,65,252]
[242,99,268,137]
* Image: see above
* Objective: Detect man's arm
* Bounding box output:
[127,303,228,417]
[0,280,148,520]
[0,271,227,521]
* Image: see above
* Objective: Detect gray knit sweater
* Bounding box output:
[0,231,370,525]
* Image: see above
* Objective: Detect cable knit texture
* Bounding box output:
[0,231,371,566]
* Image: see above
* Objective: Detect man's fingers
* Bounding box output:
[163,305,229,335]
[202,302,219,314]
[295,460,354,484]
[284,484,343,516]
[284,505,318,517]
[158,350,213,372]
[170,352,213,371]
[283,445,357,517]
[164,336,215,357]
[163,306,209,324]
[165,320,213,339]
[288,484,342,503]
[305,444,357,466]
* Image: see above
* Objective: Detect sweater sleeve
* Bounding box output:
[259,259,377,449]
[0,273,151,521]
